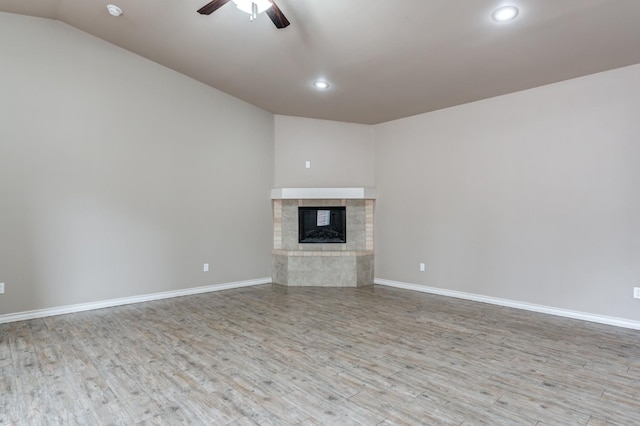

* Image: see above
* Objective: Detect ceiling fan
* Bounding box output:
[198,0,290,29]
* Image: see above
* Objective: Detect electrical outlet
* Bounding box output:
[0,283,4,294]
[203,263,209,272]
[305,161,311,169]
[634,287,640,299]
[419,263,425,272]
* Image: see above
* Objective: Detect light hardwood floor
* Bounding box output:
[1,284,639,425]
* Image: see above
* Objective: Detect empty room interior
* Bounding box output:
[1,0,640,424]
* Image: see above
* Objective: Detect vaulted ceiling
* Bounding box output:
[2,0,640,124]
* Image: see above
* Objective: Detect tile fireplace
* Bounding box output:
[271,188,375,287]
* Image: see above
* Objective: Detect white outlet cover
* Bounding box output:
[203,264,209,272]
[305,161,311,169]
[0,283,4,294]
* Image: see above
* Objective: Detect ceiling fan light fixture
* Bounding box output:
[313,80,330,90]
[106,4,123,17]
[492,5,519,22]
[233,0,273,15]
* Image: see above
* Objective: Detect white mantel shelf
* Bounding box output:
[271,187,376,200]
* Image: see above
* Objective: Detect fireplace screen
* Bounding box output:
[298,206,346,243]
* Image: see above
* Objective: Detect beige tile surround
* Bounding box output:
[272,197,375,287]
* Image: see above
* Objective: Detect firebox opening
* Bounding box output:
[298,206,346,243]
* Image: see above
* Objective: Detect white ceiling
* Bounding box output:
[2,0,640,124]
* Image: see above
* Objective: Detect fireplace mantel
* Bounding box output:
[271,187,376,200]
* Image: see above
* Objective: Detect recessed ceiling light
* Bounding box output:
[313,80,330,90]
[107,4,123,17]
[492,5,519,22]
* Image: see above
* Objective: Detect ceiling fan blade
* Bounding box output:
[197,0,232,15]
[265,1,290,28]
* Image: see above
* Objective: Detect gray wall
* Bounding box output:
[374,64,640,321]
[2,12,639,323]
[0,13,274,315]
[274,115,374,188]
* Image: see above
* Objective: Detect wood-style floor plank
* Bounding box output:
[1,284,639,425]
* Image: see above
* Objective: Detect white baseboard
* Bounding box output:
[375,278,640,331]
[0,277,272,324]
[5,277,637,331]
